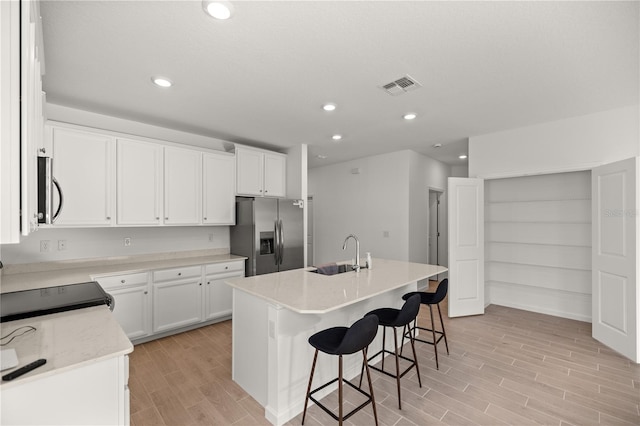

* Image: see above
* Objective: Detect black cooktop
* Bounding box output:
[0,281,111,323]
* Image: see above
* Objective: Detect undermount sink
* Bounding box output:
[309,264,365,276]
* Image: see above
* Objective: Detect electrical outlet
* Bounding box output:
[124,237,131,247]
[208,233,214,242]
[58,240,67,251]
[40,240,51,252]
[383,231,390,238]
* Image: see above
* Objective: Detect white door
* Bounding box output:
[52,127,114,226]
[592,157,638,362]
[164,146,201,225]
[263,152,286,197]
[116,138,163,225]
[236,147,264,196]
[448,177,485,317]
[203,152,235,225]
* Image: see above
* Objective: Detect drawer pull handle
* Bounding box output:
[178,272,182,276]
[207,281,210,285]
[204,217,207,220]
[225,266,228,270]
[121,280,125,283]
[107,216,111,220]
[144,291,148,295]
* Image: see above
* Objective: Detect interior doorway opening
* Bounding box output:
[429,189,444,282]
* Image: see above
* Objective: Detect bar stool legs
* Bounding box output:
[302,315,379,425]
[361,294,423,410]
[401,279,450,370]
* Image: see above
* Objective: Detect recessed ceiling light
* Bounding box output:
[151,77,172,88]
[322,103,336,112]
[459,154,468,159]
[433,143,442,148]
[403,113,417,120]
[203,1,233,20]
[332,134,342,141]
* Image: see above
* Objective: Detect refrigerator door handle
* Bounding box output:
[279,219,285,265]
[274,220,280,265]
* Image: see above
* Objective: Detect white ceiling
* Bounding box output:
[40,1,639,169]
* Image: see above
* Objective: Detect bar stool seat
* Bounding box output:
[302,314,379,425]
[402,278,449,370]
[361,294,422,410]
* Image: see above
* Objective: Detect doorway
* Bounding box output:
[429,189,444,282]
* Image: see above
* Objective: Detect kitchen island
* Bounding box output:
[225,258,447,426]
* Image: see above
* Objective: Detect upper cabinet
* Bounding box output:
[51,127,115,226]
[164,146,201,226]
[116,138,163,226]
[42,122,238,228]
[1,0,45,242]
[236,146,286,198]
[203,152,235,225]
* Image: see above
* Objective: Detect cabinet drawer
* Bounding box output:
[153,265,202,282]
[205,261,244,275]
[95,272,148,290]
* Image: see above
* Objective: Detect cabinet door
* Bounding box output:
[52,127,114,226]
[236,147,264,196]
[203,152,235,225]
[0,0,21,243]
[164,146,201,225]
[205,271,242,320]
[153,279,203,333]
[109,286,151,340]
[263,152,286,198]
[116,138,163,225]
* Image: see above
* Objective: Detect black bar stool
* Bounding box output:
[401,278,449,370]
[360,294,422,409]
[302,314,379,425]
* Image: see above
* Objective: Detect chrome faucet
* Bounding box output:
[342,234,360,271]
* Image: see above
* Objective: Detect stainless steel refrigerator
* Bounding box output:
[230,197,304,276]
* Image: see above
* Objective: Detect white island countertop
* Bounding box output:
[225,258,447,314]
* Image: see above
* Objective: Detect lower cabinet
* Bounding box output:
[95,272,151,341]
[204,262,244,320]
[1,355,129,425]
[153,279,203,333]
[94,260,244,342]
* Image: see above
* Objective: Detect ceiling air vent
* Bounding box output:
[380,75,422,96]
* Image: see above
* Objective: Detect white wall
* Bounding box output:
[0,226,229,264]
[469,105,640,178]
[47,103,232,152]
[308,150,451,268]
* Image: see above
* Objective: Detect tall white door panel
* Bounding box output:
[52,127,114,226]
[116,139,163,225]
[448,177,485,317]
[164,147,201,225]
[592,157,638,363]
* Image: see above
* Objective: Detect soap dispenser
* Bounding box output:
[366,252,372,269]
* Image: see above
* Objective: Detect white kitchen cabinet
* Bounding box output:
[263,152,287,197]
[153,266,203,333]
[203,152,235,225]
[50,126,115,226]
[1,355,129,426]
[164,146,201,225]
[204,261,244,320]
[236,146,286,198]
[0,0,21,243]
[1,0,44,241]
[116,138,163,225]
[95,272,151,340]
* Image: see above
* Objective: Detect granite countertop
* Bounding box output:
[0,250,246,294]
[0,305,133,389]
[225,258,447,314]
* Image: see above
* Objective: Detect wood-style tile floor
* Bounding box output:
[130,287,640,426]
